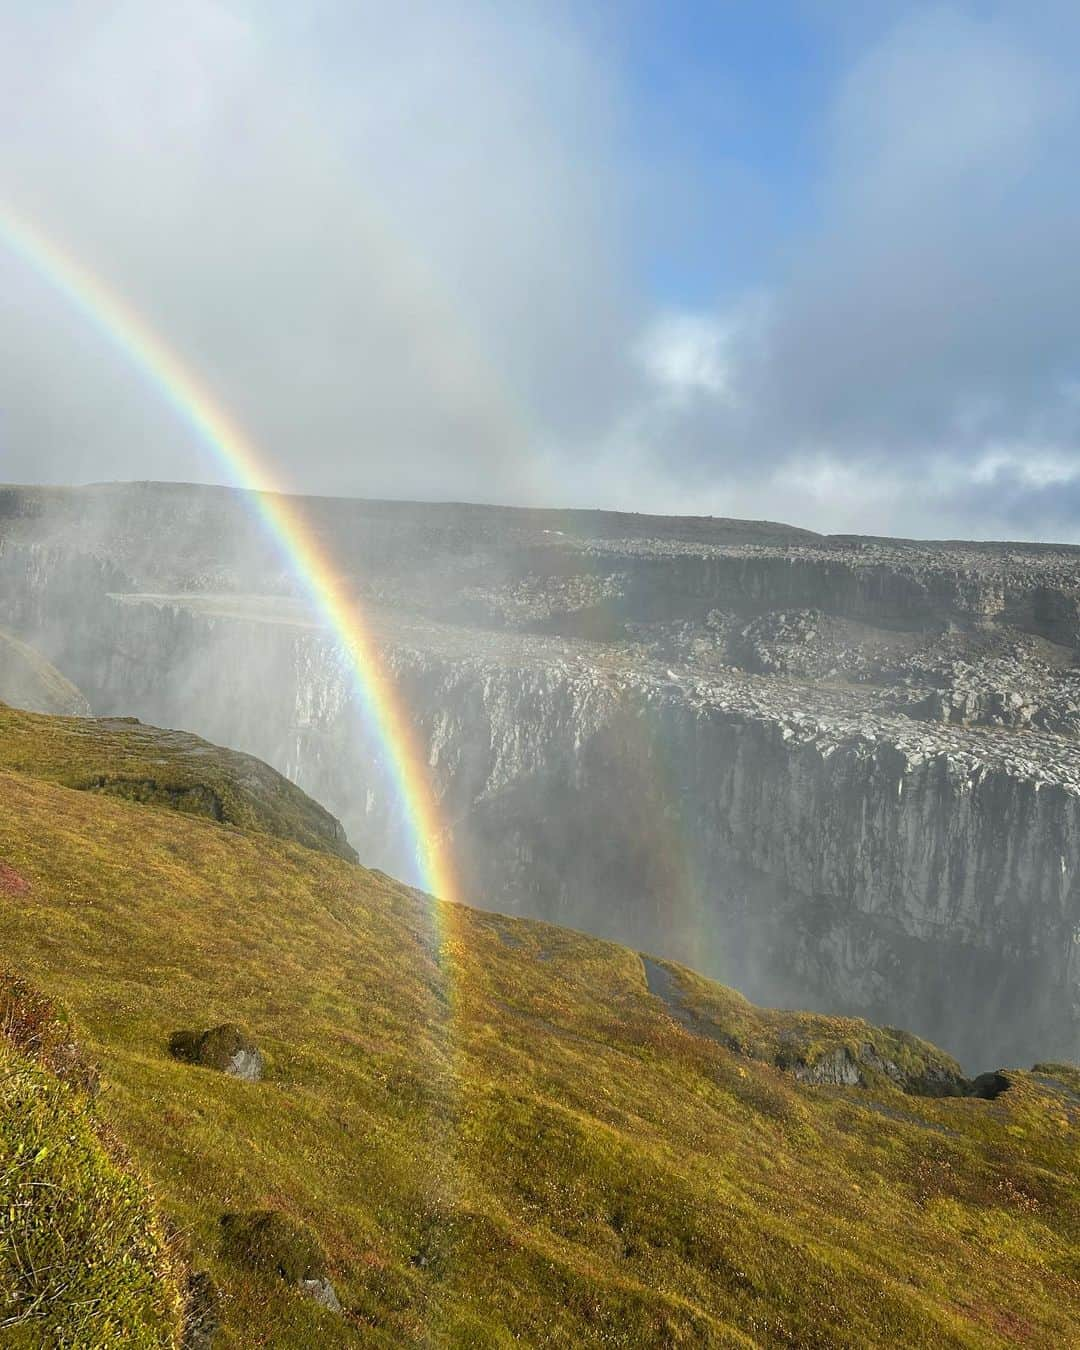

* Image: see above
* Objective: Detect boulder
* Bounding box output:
[181,1271,220,1350]
[969,1071,1011,1100]
[169,1024,263,1081]
[300,1278,342,1312]
[220,1210,341,1312]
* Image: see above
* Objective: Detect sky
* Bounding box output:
[1,1,1079,538]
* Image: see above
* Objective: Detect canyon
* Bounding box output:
[2,481,1079,1068]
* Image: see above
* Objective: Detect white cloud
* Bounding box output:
[617,5,1080,539]
[638,314,732,403]
[971,448,1080,491]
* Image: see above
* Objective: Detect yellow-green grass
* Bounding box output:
[0,717,1077,1346]
[0,1031,182,1346]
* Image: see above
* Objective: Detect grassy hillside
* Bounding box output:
[0,712,1077,1346]
[0,630,89,717]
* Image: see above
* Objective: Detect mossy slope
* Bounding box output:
[0,714,1076,1346]
[0,703,356,862]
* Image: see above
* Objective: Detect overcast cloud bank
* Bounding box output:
[1,2,1078,538]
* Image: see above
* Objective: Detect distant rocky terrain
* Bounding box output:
[2,481,1080,1067]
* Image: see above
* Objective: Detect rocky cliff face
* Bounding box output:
[46,592,1076,1070]
[2,484,1079,1068]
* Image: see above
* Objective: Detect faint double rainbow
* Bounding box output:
[0,206,456,905]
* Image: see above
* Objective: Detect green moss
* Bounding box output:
[85,776,225,820]
[167,1028,203,1064]
[0,1040,181,1346]
[0,970,99,1095]
[195,1026,253,1072]
[1032,1062,1080,1093]
[649,955,966,1092]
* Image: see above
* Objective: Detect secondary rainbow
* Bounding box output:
[0,205,456,905]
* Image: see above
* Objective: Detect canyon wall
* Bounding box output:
[3,489,1080,1069]
[24,585,1075,1070]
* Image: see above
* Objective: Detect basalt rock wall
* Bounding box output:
[574,548,1080,641]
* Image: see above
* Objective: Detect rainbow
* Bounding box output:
[0,206,456,904]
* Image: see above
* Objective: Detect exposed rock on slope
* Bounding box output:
[170,1024,264,1081]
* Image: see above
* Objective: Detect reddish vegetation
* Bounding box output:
[0,861,29,895]
[0,971,56,1056]
[0,969,98,1093]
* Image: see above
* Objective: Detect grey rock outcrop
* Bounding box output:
[790,1048,862,1087]
[181,1272,221,1350]
[170,1025,264,1081]
[300,1278,342,1312]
